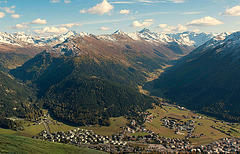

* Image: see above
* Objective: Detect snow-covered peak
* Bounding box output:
[203,31,240,60]
[198,32,231,51]
[127,28,174,44]
[0,30,83,47]
[168,31,216,47]
[113,30,126,35]
[139,28,152,34]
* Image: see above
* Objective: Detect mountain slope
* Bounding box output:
[0,134,104,154]
[42,75,155,126]
[154,32,240,122]
[0,71,38,119]
[11,34,169,125]
[9,29,216,125]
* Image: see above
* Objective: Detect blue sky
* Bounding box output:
[0,0,240,35]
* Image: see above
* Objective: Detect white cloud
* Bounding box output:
[168,0,185,3]
[50,0,61,3]
[138,0,154,3]
[80,0,114,15]
[34,27,69,35]
[158,24,168,28]
[99,27,110,30]
[31,18,47,24]
[130,19,154,28]
[79,9,86,13]
[11,14,20,18]
[187,16,223,26]
[7,23,29,29]
[119,9,130,14]
[0,12,5,18]
[157,24,187,32]
[61,23,82,28]
[1,6,15,13]
[64,0,71,3]
[222,5,240,16]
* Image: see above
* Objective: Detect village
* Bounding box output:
[34,126,240,153]
[33,106,240,153]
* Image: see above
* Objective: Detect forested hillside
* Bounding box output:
[154,32,240,122]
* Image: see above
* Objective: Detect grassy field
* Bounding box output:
[0,134,105,154]
[1,104,239,147]
[145,105,230,145]
[79,117,128,136]
[41,116,127,136]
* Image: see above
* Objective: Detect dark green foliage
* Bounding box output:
[154,46,240,122]
[0,118,23,130]
[0,72,39,120]
[11,52,157,126]
[42,75,155,126]
[0,53,30,72]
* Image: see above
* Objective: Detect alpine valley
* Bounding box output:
[2,29,213,125]
[1,29,240,153]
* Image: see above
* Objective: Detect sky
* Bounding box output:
[0,0,240,35]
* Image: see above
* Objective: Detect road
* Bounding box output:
[42,119,51,135]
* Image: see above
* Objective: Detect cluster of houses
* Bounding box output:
[34,127,194,153]
[161,117,195,137]
[190,137,240,153]
[31,106,240,153]
[35,128,128,146]
[34,121,240,153]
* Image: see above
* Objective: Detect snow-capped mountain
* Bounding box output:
[154,31,240,122]
[0,30,83,47]
[191,32,232,55]
[128,28,175,44]
[0,29,219,50]
[97,29,217,48]
[167,31,217,47]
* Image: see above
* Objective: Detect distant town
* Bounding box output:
[34,104,240,153]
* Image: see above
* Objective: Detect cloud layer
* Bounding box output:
[34,27,69,35]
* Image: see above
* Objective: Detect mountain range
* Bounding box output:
[154,31,240,122]
[0,29,214,72]
[2,28,238,125]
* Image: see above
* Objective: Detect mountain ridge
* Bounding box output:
[154,31,240,122]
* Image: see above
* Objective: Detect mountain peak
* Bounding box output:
[113,30,125,35]
[139,28,151,33]
[62,30,79,37]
